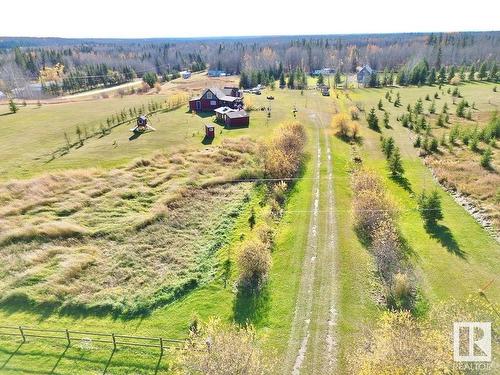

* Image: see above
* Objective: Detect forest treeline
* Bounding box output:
[0,32,498,97]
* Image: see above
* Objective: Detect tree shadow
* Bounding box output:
[390,174,413,193]
[0,112,14,117]
[425,222,466,258]
[233,285,270,326]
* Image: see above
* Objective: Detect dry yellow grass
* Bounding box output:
[0,138,259,314]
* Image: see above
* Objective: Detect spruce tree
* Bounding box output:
[469,64,476,81]
[367,108,379,131]
[388,148,404,177]
[383,111,390,128]
[418,190,443,226]
[478,62,488,80]
[427,68,436,85]
[489,62,498,82]
[9,99,18,114]
[279,72,286,87]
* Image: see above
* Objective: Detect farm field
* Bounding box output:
[0,80,499,374]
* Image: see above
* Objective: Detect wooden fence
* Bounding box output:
[0,325,185,353]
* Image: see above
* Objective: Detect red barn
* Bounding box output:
[189,87,243,112]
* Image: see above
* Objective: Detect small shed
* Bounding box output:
[225,110,249,127]
[180,71,191,79]
[205,124,215,138]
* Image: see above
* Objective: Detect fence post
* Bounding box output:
[65,329,71,346]
[19,326,26,343]
[159,337,163,355]
[111,333,116,351]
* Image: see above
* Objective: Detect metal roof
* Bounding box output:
[226,110,249,119]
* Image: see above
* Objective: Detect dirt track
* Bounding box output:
[284,105,339,374]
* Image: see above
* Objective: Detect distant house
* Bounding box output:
[189,87,243,112]
[208,70,226,77]
[214,106,250,127]
[180,71,191,79]
[312,68,335,76]
[357,65,375,86]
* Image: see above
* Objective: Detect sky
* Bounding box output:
[1,0,499,39]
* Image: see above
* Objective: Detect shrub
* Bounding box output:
[417,190,443,226]
[413,135,421,148]
[353,190,397,238]
[351,169,385,195]
[371,220,400,280]
[180,319,270,375]
[349,106,360,120]
[263,122,306,180]
[349,311,454,374]
[142,72,158,88]
[237,240,272,291]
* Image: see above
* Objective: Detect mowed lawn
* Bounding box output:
[0,86,296,180]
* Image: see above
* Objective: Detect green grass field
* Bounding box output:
[0,82,498,373]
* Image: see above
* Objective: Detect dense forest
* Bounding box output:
[0,32,498,97]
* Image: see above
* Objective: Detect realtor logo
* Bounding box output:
[453,322,491,362]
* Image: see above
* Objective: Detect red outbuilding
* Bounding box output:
[205,124,215,138]
[225,110,249,127]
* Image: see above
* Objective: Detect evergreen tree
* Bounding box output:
[317,73,324,86]
[378,99,383,110]
[418,190,443,226]
[287,72,295,89]
[334,70,341,87]
[367,108,379,131]
[447,65,456,82]
[489,62,498,82]
[427,68,436,85]
[469,64,476,81]
[279,72,286,87]
[383,111,390,128]
[382,136,395,158]
[438,67,446,84]
[394,92,401,107]
[388,148,404,177]
[9,99,18,114]
[481,147,493,168]
[429,99,436,114]
[478,62,488,80]
[436,113,444,127]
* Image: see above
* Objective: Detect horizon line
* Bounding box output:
[1,29,500,41]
